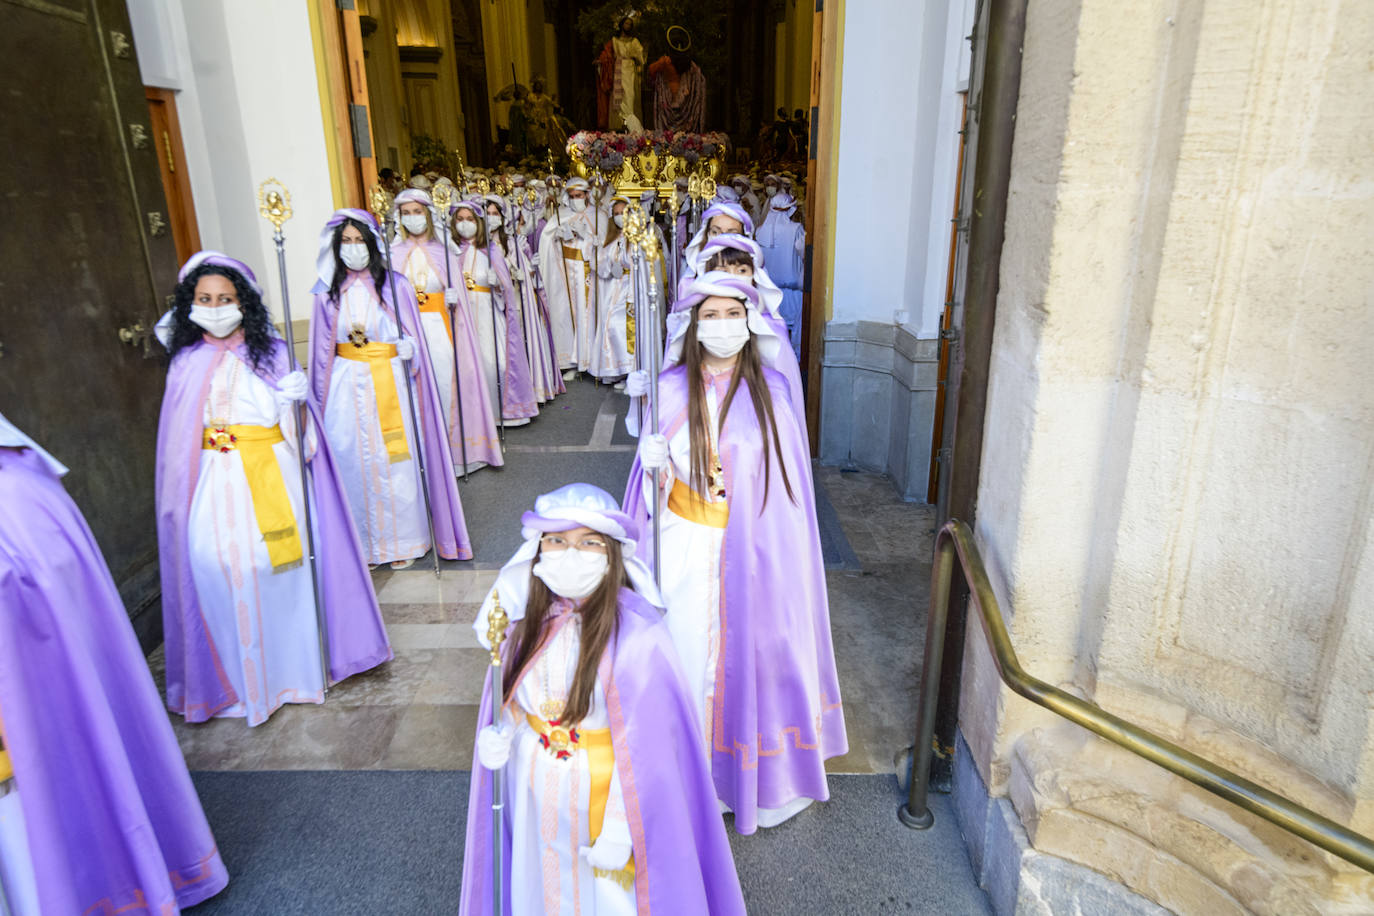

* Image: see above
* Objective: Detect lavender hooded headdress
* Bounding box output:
[471,483,663,648]
[154,250,265,349]
[693,233,785,317]
[312,208,384,294]
[682,201,755,275]
[664,271,783,367]
[392,188,439,242]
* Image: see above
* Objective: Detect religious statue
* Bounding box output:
[647,26,706,133]
[596,16,646,132]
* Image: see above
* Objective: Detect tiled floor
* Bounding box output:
[154,380,936,778]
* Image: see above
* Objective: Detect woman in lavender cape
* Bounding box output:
[1,413,228,913]
[391,188,504,473]
[450,200,537,428]
[460,483,745,915]
[307,210,473,568]
[623,272,848,834]
[155,251,392,726]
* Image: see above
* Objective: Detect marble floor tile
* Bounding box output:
[375,704,480,769]
[326,647,437,708]
[250,705,406,770]
[170,713,274,771]
[379,600,481,625]
[411,648,495,706]
[384,624,462,650]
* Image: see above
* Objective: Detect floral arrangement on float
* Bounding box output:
[566,130,729,199]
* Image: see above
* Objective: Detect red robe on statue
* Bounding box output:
[596,40,615,130]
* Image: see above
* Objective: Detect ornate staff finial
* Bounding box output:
[257,179,293,232]
[487,589,510,666]
[367,184,393,225]
[432,180,454,215]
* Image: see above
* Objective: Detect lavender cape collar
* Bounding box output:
[1,447,228,912]
[622,363,848,833]
[156,335,393,720]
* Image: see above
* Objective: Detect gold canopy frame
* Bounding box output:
[567,145,723,211]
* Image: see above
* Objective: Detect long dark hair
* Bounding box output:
[502,538,628,725]
[703,246,755,273]
[327,218,387,305]
[168,265,275,371]
[483,201,510,253]
[683,304,796,511]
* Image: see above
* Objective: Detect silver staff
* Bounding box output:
[369,185,442,578]
[257,179,331,690]
[486,589,511,916]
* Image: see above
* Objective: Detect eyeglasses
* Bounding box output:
[539,534,609,554]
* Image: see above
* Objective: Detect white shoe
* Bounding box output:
[613,381,626,391]
[562,369,577,381]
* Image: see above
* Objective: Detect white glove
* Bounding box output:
[444,288,460,305]
[275,370,308,403]
[558,224,576,242]
[477,723,513,770]
[579,837,633,872]
[531,252,541,268]
[395,337,416,362]
[637,433,669,471]
[624,370,650,398]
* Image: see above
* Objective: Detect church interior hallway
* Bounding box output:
[147,377,988,912]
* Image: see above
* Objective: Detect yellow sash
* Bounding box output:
[415,292,453,343]
[562,245,586,262]
[463,272,493,294]
[667,477,730,528]
[203,424,303,572]
[526,713,636,889]
[335,342,411,463]
[0,711,11,784]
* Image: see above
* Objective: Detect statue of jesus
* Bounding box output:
[596,16,645,133]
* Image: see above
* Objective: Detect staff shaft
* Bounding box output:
[273,231,332,692]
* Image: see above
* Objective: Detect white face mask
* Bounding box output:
[400,213,429,236]
[189,304,243,338]
[533,548,609,600]
[455,220,478,239]
[485,214,503,231]
[696,316,751,359]
[765,187,778,197]
[340,243,371,271]
[613,213,625,228]
[568,197,587,212]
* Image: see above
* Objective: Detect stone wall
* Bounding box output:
[959,0,1374,911]
[819,321,940,501]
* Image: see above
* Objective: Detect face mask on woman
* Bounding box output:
[613,213,625,228]
[340,243,371,271]
[400,213,429,236]
[455,220,478,239]
[696,317,751,359]
[189,305,243,339]
[485,214,503,231]
[533,547,609,600]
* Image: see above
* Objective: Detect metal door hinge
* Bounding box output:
[147,211,168,237]
[940,327,960,341]
[130,123,149,149]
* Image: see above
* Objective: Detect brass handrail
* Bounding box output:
[900,519,1374,876]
